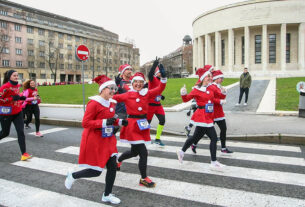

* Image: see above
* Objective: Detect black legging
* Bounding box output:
[118,143,147,178]
[182,126,218,161]
[215,119,227,148]
[72,156,117,196]
[0,112,26,154]
[148,113,165,125]
[24,104,40,132]
[238,87,249,103]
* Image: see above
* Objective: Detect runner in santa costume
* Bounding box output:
[177,67,226,171]
[113,71,167,188]
[65,75,128,205]
[147,58,166,146]
[0,70,32,161]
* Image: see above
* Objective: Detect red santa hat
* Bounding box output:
[154,66,160,76]
[118,64,132,74]
[92,75,116,93]
[203,65,214,72]
[212,70,224,80]
[197,67,211,81]
[131,72,146,84]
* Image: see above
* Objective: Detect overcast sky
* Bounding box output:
[10,0,246,65]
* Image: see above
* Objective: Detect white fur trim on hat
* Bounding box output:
[99,80,116,93]
[208,66,214,72]
[200,71,211,81]
[121,65,132,74]
[213,74,224,80]
[131,76,145,84]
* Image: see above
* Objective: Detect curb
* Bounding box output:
[40,118,305,145]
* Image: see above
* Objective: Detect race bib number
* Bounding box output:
[205,103,214,113]
[101,126,114,138]
[137,119,150,130]
[0,106,12,115]
[155,95,162,102]
[32,100,38,104]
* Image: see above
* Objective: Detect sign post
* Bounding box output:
[76,45,90,113]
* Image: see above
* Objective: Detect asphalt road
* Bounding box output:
[1,124,305,207]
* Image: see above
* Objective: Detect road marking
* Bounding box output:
[153,135,302,153]
[0,178,110,207]
[12,157,305,207]
[116,142,305,166]
[28,127,68,135]
[57,146,305,187]
[0,137,16,144]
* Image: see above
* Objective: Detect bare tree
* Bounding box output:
[45,39,59,83]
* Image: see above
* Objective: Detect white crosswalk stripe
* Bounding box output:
[56,146,305,187]
[1,132,305,207]
[11,157,305,207]
[28,127,68,135]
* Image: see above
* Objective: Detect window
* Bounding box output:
[286,33,291,63]
[16,61,22,67]
[68,64,72,69]
[269,34,276,63]
[67,35,72,40]
[68,54,72,60]
[48,31,54,37]
[76,36,80,42]
[97,49,100,54]
[50,63,55,69]
[76,65,80,70]
[0,10,8,16]
[27,26,34,33]
[15,37,22,43]
[39,51,45,57]
[221,39,225,66]
[13,13,22,19]
[59,53,64,59]
[2,35,9,41]
[28,50,34,56]
[255,35,262,64]
[28,61,34,68]
[60,64,64,69]
[58,43,63,48]
[39,62,45,68]
[40,74,46,79]
[15,24,21,31]
[27,38,34,44]
[0,21,7,28]
[18,73,23,80]
[83,65,87,70]
[97,58,100,62]
[241,36,245,64]
[58,33,63,39]
[39,40,45,46]
[16,49,22,55]
[38,29,45,35]
[2,47,9,54]
[26,16,33,22]
[2,60,10,66]
[51,74,55,79]
[67,45,72,50]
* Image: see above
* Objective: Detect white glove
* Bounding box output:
[220,99,226,105]
[180,84,187,95]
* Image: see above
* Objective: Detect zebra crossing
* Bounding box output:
[0,133,305,207]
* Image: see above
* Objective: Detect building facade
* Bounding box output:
[192,0,305,77]
[0,0,140,84]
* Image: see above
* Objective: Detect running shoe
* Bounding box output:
[235,103,240,106]
[117,162,122,171]
[139,177,156,188]
[221,148,233,154]
[191,144,197,154]
[154,139,165,146]
[35,132,44,137]
[20,153,32,161]
[102,193,121,204]
[244,103,248,106]
[65,171,75,190]
[210,161,226,172]
[176,150,184,163]
[25,125,31,129]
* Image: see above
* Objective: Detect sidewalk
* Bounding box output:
[38,78,305,145]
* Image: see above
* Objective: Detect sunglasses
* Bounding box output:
[106,86,118,92]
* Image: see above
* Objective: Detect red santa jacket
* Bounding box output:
[0,81,23,115]
[209,83,226,121]
[113,78,167,144]
[79,96,120,171]
[22,88,41,108]
[181,85,220,127]
[148,76,163,104]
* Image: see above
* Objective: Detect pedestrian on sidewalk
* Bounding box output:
[147,57,167,146]
[177,67,226,171]
[0,70,32,161]
[236,67,252,106]
[22,80,43,137]
[191,70,233,154]
[113,71,167,188]
[65,75,128,205]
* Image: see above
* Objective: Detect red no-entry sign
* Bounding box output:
[76,45,90,61]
